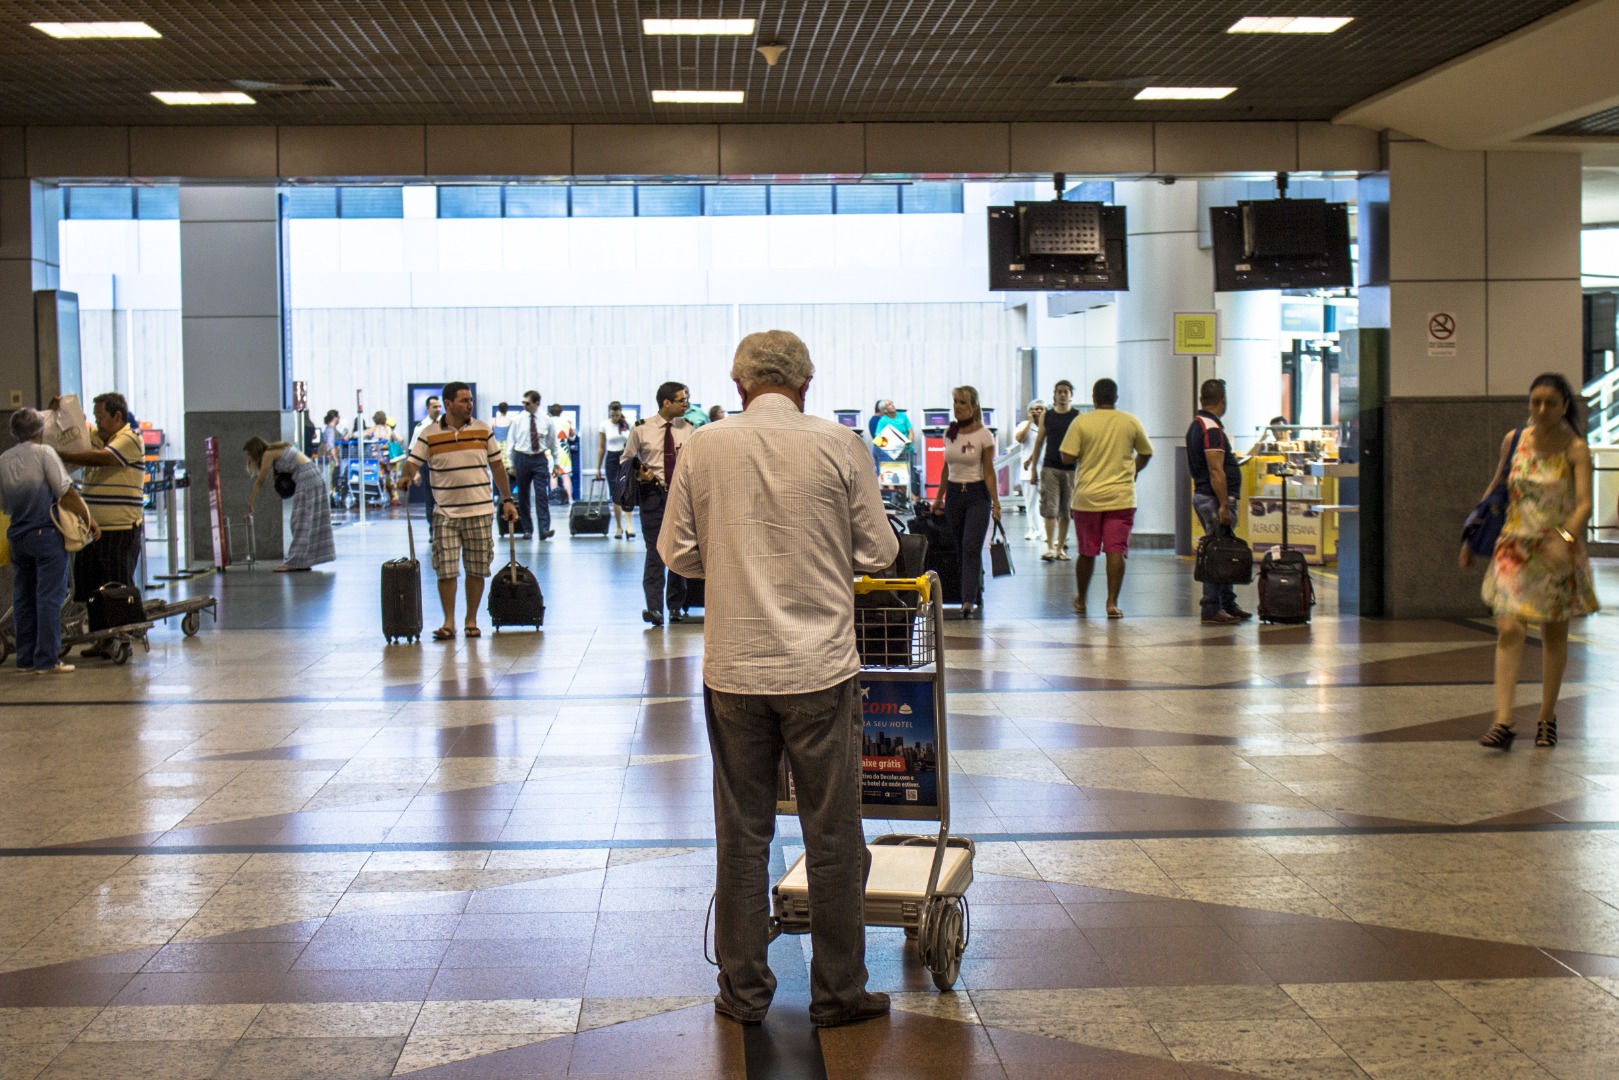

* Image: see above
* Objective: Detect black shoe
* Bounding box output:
[669,610,686,623]
[813,992,891,1028]
[540,529,555,540]
[1536,715,1558,747]
[1201,611,1242,626]
[713,998,764,1026]
[1479,722,1516,750]
[642,609,664,626]
[1228,607,1255,621]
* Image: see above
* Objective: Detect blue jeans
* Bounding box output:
[511,451,550,536]
[705,676,870,1023]
[11,527,70,670]
[1193,492,1240,616]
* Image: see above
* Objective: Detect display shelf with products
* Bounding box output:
[1189,424,1341,566]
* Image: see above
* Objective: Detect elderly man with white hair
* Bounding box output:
[659,329,898,1030]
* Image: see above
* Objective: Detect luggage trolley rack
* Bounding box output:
[770,571,974,991]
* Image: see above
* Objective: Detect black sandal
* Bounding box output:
[432,627,456,641]
[1536,715,1558,747]
[1479,723,1516,750]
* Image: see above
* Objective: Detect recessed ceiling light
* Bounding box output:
[32,21,161,39]
[643,18,756,35]
[151,91,256,106]
[1228,16,1353,33]
[651,89,745,104]
[1135,86,1237,100]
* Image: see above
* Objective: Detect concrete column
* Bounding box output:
[179,186,294,562]
[1114,181,1283,542]
[0,163,62,413]
[1368,138,1582,618]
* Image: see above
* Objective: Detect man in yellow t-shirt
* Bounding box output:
[1059,379,1153,620]
[56,393,146,611]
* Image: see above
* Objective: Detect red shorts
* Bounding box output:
[1072,508,1136,557]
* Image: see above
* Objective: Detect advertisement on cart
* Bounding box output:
[860,679,938,808]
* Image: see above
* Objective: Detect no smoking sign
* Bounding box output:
[1426,311,1457,358]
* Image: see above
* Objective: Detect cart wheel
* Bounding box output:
[181,611,201,636]
[925,898,965,992]
[112,640,133,665]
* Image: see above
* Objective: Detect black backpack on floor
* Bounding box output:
[489,532,545,630]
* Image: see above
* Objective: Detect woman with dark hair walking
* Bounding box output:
[595,401,633,539]
[1463,373,1598,749]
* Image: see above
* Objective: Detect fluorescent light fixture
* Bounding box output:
[32,21,161,38]
[651,89,745,104]
[151,91,256,106]
[1228,16,1353,33]
[643,18,756,34]
[1135,86,1237,100]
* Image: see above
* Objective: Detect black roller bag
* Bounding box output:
[489,530,545,630]
[1257,549,1313,624]
[570,477,612,537]
[381,506,423,644]
[88,582,144,632]
[909,502,961,605]
[1194,527,1254,586]
[856,517,929,666]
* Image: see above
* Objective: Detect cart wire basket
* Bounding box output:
[853,575,935,669]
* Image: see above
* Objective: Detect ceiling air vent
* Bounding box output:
[230,78,341,92]
[1048,75,1157,89]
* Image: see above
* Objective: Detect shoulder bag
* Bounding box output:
[51,502,92,552]
[274,471,297,499]
[1195,524,1254,585]
[1461,427,1523,558]
[989,520,1015,577]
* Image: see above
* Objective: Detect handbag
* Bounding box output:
[1461,427,1523,558]
[611,462,642,510]
[989,521,1014,577]
[51,502,92,552]
[1195,525,1254,585]
[274,471,297,499]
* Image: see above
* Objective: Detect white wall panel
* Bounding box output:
[635,218,704,271]
[901,215,964,269]
[767,217,835,269]
[501,220,569,272]
[834,215,901,269]
[437,219,505,273]
[340,219,406,273]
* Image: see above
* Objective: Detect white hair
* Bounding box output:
[731,330,814,392]
[9,408,43,441]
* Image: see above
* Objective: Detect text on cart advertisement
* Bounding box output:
[860,680,938,807]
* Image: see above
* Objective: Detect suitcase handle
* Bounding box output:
[854,575,932,603]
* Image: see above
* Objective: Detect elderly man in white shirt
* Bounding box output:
[659,330,898,1029]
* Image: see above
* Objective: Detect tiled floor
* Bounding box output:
[3,508,1619,1078]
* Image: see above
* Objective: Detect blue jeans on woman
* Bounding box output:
[10,526,69,670]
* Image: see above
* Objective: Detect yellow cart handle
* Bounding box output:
[854,574,931,603]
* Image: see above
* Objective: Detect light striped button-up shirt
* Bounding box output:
[658,392,899,695]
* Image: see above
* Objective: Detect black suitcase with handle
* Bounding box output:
[569,477,612,537]
[381,508,423,644]
[1257,549,1313,624]
[489,530,545,630]
[88,582,145,632]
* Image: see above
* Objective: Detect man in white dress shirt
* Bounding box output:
[621,381,693,626]
[507,389,553,540]
[659,330,899,1028]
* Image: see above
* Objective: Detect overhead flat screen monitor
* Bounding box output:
[987,201,1129,292]
[834,409,861,428]
[923,409,951,427]
[1209,199,1352,292]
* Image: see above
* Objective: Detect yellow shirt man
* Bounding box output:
[1058,407,1154,512]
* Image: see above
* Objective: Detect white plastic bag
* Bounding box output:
[44,394,90,455]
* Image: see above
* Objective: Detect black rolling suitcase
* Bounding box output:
[88,582,144,632]
[855,519,929,666]
[569,477,612,537]
[1257,549,1313,624]
[489,530,545,630]
[910,504,961,605]
[381,507,423,644]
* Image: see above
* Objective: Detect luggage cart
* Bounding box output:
[770,571,974,990]
[0,595,153,666]
[143,595,218,637]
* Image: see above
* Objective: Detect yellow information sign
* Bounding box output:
[1173,311,1219,356]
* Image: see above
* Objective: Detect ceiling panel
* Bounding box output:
[1545,106,1619,138]
[0,1,1581,126]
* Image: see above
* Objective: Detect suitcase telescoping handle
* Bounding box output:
[854,574,932,604]
[508,518,519,585]
[406,497,416,562]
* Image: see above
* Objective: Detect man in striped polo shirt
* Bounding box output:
[55,393,146,614]
[397,382,519,641]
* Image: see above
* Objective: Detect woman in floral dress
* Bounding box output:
[1463,373,1597,749]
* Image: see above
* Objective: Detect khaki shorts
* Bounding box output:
[431,512,495,580]
[1039,466,1076,519]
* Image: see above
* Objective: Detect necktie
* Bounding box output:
[530,412,540,454]
[663,421,677,484]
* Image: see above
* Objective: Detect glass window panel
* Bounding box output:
[636,186,702,217]
[338,187,403,218]
[1062,180,1115,205]
[66,187,134,219]
[135,187,179,219]
[282,187,339,218]
[502,186,568,217]
[902,183,964,214]
[570,186,635,217]
[437,186,503,218]
[835,186,899,214]
[703,186,767,216]
[769,185,833,215]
